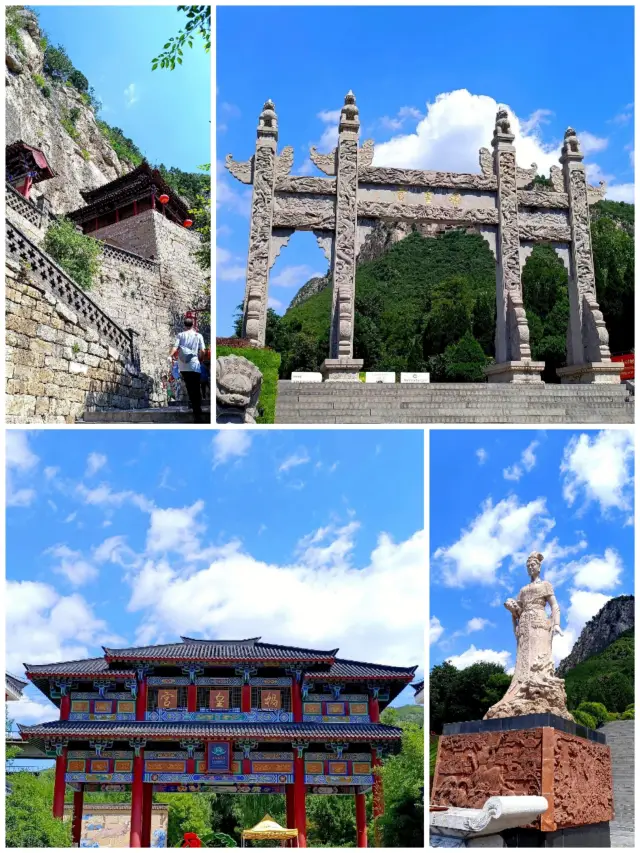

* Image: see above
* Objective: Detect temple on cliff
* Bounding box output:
[6,140,55,199]
[67,162,191,233]
[18,637,418,848]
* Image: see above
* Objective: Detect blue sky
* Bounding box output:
[216,5,634,335]
[35,5,210,171]
[430,429,634,675]
[6,428,425,728]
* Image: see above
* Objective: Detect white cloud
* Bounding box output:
[279,451,310,474]
[124,83,138,107]
[216,161,252,217]
[561,430,634,515]
[446,644,511,670]
[476,448,488,465]
[44,466,59,480]
[578,131,608,154]
[76,482,152,512]
[546,547,624,593]
[430,615,444,645]
[271,265,324,289]
[216,245,246,283]
[146,501,205,554]
[212,431,252,467]
[606,183,634,203]
[6,692,58,726]
[93,535,136,567]
[295,158,314,176]
[86,452,107,477]
[45,544,98,586]
[466,617,492,633]
[268,297,284,310]
[64,512,77,524]
[6,431,39,507]
[553,589,613,664]
[127,523,426,669]
[503,440,539,481]
[380,105,423,132]
[5,580,121,674]
[434,495,553,587]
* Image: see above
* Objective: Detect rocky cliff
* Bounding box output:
[5,9,131,213]
[557,594,635,676]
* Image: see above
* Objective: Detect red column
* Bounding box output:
[286,784,295,829]
[369,694,380,724]
[60,692,71,721]
[20,175,33,199]
[187,683,197,712]
[130,750,145,847]
[141,782,153,848]
[72,786,84,845]
[136,678,147,721]
[355,791,367,848]
[292,679,302,723]
[242,755,252,775]
[241,683,251,713]
[371,750,384,848]
[186,756,195,775]
[293,753,307,848]
[52,747,67,818]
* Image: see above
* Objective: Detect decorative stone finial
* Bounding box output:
[339,90,360,134]
[561,126,583,162]
[257,99,278,141]
[492,108,514,146]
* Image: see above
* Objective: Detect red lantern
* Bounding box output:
[158,193,170,205]
[183,219,193,228]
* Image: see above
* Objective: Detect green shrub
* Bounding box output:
[607,712,621,721]
[80,148,91,162]
[68,68,88,93]
[216,346,281,424]
[622,708,635,720]
[6,771,73,847]
[443,331,487,382]
[97,121,144,166]
[576,701,609,726]
[6,7,26,55]
[39,34,48,50]
[573,709,597,730]
[564,628,634,713]
[43,218,102,291]
[625,703,634,712]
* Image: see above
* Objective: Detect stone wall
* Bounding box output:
[601,721,634,847]
[6,257,153,423]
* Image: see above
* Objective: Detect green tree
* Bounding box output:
[307,796,359,847]
[43,217,102,291]
[43,43,75,81]
[378,723,424,847]
[152,5,211,70]
[430,661,511,733]
[591,215,634,353]
[6,772,73,847]
[443,331,487,382]
[422,276,474,357]
[154,793,212,847]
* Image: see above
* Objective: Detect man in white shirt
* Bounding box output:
[170,317,205,423]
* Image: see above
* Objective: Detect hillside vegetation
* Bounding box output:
[564,628,634,712]
[265,200,634,378]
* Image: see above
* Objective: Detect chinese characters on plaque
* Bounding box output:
[157,689,177,710]
[209,689,230,710]
[261,689,281,710]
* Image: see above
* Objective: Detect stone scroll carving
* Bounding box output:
[309,146,337,176]
[226,95,614,375]
[313,230,334,265]
[484,552,574,721]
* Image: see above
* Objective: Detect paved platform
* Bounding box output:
[275,382,634,424]
[79,406,211,424]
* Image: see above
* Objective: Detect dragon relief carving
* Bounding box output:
[309,146,337,176]
[358,139,375,169]
[276,146,294,180]
[479,147,493,178]
[550,166,565,193]
[225,154,254,184]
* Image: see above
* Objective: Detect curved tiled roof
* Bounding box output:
[318,658,418,681]
[18,720,402,742]
[103,640,338,663]
[24,658,133,677]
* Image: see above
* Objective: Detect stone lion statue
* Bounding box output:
[216,355,262,424]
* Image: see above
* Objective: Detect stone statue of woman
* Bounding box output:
[484,551,574,721]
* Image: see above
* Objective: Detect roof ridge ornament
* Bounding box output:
[339,91,360,135]
[493,107,515,147]
[258,99,278,141]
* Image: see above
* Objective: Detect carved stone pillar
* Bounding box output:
[242,100,278,348]
[485,109,544,384]
[322,92,364,380]
[556,128,622,384]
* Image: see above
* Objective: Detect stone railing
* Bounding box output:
[99,241,159,272]
[6,220,138,363]
[5,181,49,228]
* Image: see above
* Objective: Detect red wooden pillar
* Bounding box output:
[286,783,295,829]
[369,693,380,724]
[141,782,153,848]
[355,791,367,848]
[136,677,148,721]
[241,683,251,713]
[371,749,384,848]
[130,750,145,847]
[20,175,33,199]
[60,691,71,721]
[291,678,302,723]
[52,747,67,818]
[293,753,307,848]
[187,683,197,713]
[186,756,196,775]
[72,786,84,845]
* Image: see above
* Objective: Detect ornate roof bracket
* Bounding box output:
[181,666,204,684]
[50,678,77,698]
[324,742,349,758]
[285,666,305,683]
[309,145,337,176]
[237,740,259,758]
[276,146,294,179]
[235,667,258,684]
[225,154,254,185]
[291,741,310,758]
[358,139,375,169]
[128,738,147,756]
[123,678,138,699]
[44,738,69,757]
[93,679,116,698]
[90,740,114,757]
[179,739,201,758]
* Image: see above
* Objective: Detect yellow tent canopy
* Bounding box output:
[241,815,298,843]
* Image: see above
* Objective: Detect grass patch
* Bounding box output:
[6,7,26,55]
[80,148,91,161]
[216,346,281,424]
[97,120,144,166]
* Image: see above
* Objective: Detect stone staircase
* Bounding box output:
[275,382,634,424]
[601,721,634,847]
[79,405,211,424]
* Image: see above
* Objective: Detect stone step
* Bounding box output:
[79,406,212,424]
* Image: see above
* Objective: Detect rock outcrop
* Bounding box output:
[557,595,635,676]
[5,10,132,213]
[287,274,330,311]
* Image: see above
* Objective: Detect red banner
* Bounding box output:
[612,353,634,381]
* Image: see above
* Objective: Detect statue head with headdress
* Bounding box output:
[526,551,544,581]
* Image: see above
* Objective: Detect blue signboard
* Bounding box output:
[206,742,231,773]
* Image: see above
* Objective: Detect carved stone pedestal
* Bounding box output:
[321,357,364,382]
[557,362,624,384]
[431,717,613,838]
[485,361,545,383]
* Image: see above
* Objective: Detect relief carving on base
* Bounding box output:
[432,730,543,811]
[554,733,613,828]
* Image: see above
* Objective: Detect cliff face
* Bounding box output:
[5,10,131,213]
[557,595,635,676]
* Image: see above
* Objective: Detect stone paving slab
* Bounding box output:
[80,406,212,424]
